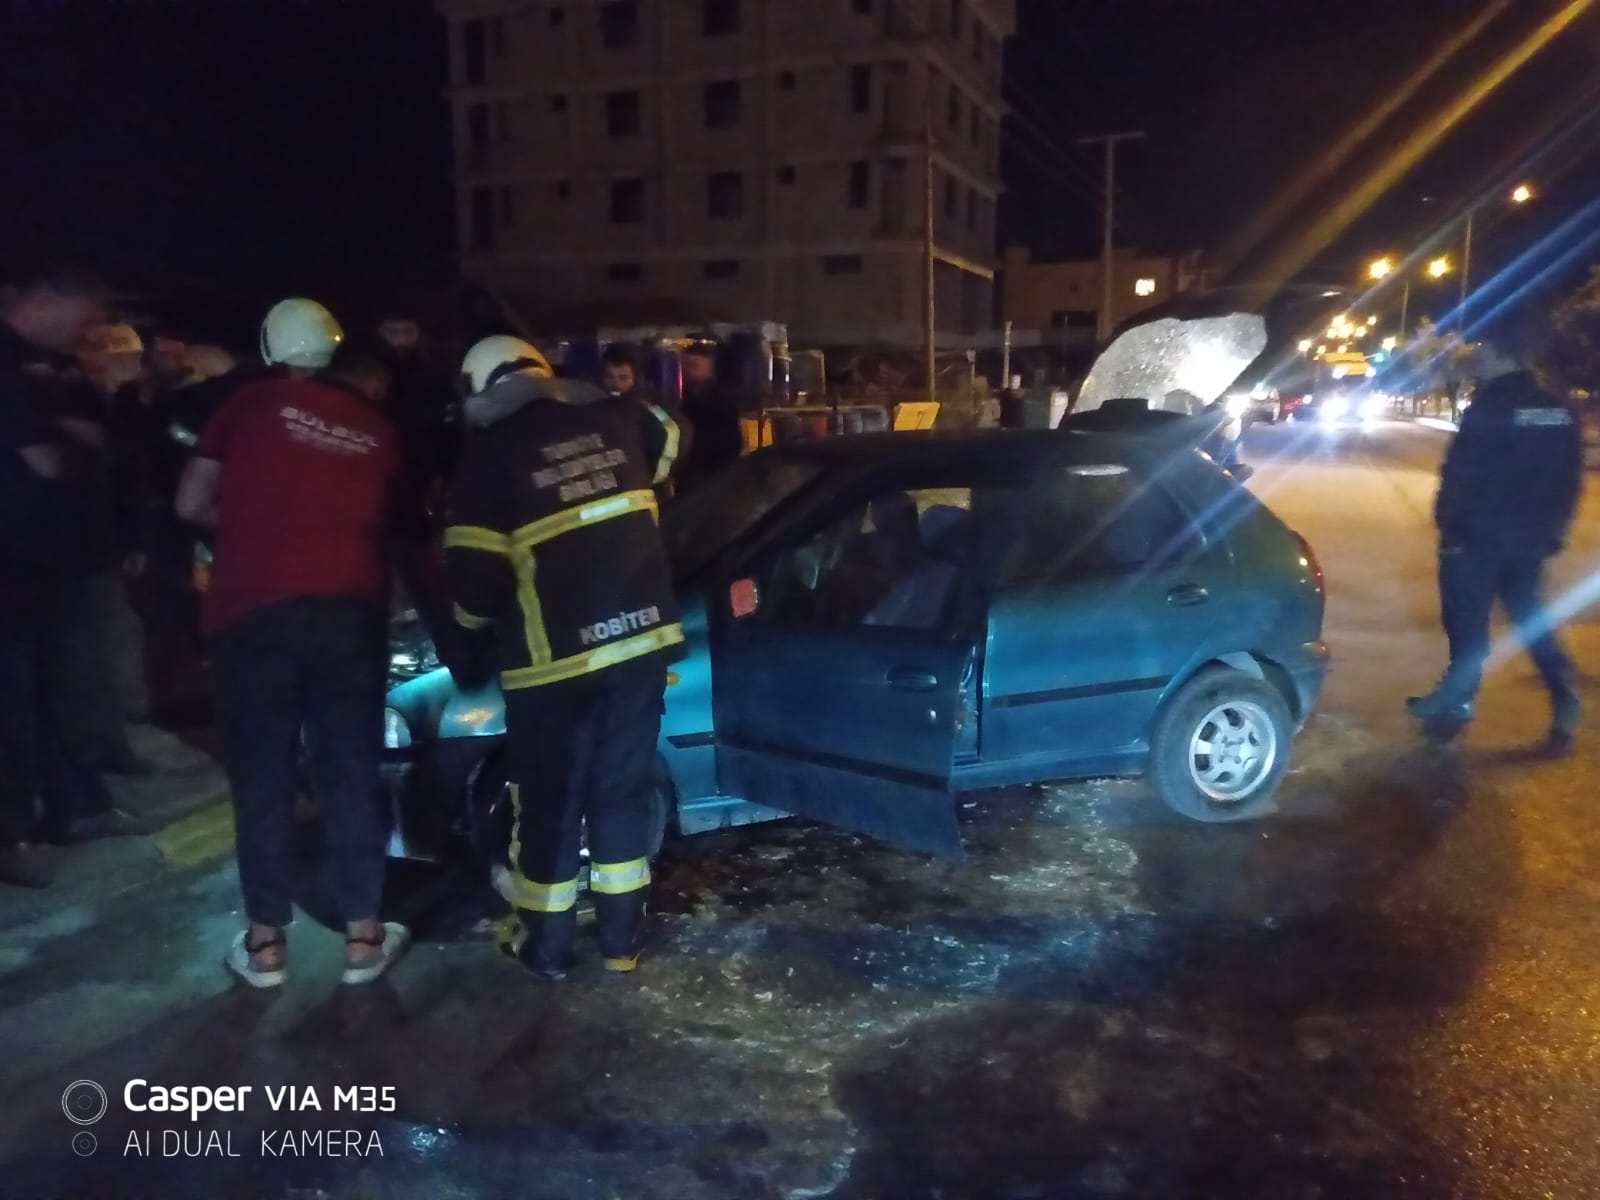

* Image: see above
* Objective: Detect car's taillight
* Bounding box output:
[1295,533,1324,587]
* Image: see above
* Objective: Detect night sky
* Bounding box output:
[3,0,1599,330]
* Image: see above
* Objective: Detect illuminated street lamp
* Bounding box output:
[1382,336,1398,351]
[1368,257,1394,280]
[1366,315,1378,326]
[1297,338,1313,353]
[1512,183,1534,204]
[1428,256,1452,278]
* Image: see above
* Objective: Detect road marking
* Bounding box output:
[150,802,235,870]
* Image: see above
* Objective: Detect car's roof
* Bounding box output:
[761,428,1152,464]
[756,427,1194,473]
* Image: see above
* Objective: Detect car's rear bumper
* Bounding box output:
[1287,640,1331,725]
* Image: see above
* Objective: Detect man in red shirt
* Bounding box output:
[177,298,409,988]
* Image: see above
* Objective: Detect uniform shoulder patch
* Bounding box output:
[1513,408,1573,427]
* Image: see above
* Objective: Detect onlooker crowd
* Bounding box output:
[0,270,705,992]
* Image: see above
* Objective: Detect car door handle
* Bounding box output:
[886,666,940,692]
[1167,584,1209,607]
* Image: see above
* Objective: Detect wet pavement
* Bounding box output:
[4,417,1600,1199]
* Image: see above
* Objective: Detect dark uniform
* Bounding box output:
[1424,368,1583,722]
[445,373,683,974]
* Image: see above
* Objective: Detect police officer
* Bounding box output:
[1408,331,1583,752]
[444,336,684,978]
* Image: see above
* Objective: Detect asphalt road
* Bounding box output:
[5,415,1600,1200]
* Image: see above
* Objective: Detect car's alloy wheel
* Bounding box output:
[1186,698,1278,802]
[1149,668,1293,823]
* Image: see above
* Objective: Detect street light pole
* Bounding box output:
[923,79,936,403]
[1078,130,1146,344]
[1399,278,1412,342]
[1459,208,1475,336]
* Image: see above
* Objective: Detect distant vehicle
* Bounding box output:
[1278,394,1310,420]
[1297,361,1386,425]
[1225,383,1282,424]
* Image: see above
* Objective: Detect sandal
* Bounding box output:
[341,922,410,985]
[225,930,287,989]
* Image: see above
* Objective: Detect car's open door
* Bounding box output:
[710,611,971,858]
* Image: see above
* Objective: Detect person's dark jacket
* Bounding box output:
[0,328,102,581]
[49,376,121,575]
[379,350,460,494]
[677,380,743,492]
[606,380,692,501]
[1435,369,1583,557]
[443,375,685,692]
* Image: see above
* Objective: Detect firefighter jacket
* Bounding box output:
[444,374,685,691]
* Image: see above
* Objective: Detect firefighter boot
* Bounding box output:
[499,908,578,981]
[594,887,648,974]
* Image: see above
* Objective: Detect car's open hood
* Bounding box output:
[1074,314,1268,416]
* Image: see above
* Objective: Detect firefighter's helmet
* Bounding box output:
[461,335,553,396]
[260,298,343,369]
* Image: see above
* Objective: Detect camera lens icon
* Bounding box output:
[71,1131,98,1157]
[61,1080,108,1126]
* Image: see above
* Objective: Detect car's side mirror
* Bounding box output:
[729,578,760,619]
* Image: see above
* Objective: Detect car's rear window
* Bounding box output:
[663,454,824,580]
[1001,464,1199,583]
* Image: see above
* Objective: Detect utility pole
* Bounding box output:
[923,87,937,403]
[1077,131,1145,344]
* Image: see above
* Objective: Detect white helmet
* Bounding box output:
[260,298,343,368]
[461,335,553,395]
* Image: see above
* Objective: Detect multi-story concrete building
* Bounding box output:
[1001,246,1214,346]
[438,0,1014,348]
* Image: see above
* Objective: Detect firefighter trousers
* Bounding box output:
[504,662,667,970]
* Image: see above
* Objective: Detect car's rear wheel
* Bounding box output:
[1149,668,1292,822]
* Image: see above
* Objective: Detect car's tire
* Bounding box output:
[1148,668,1293,823]
[647,755,675,861]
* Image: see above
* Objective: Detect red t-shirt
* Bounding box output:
[195,377,400,634]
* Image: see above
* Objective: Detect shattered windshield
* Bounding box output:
[1075,314,1269,415]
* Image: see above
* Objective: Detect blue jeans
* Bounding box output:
[1437,544,1574,704]
[211,596,388,927]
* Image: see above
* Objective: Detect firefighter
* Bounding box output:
[444,335,684,979]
